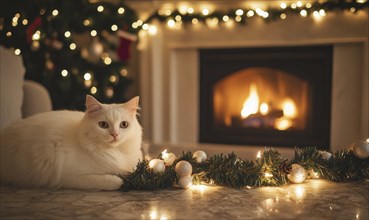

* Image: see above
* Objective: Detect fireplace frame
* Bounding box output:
[199,45,333,149]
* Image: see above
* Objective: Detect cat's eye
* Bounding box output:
[98,121,109,129]
[120,121,129,128]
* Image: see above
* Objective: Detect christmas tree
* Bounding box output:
[0,0,138,110]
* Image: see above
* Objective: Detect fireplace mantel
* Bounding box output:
[138,9,368,156]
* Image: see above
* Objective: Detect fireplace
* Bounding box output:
[199,46,333,148]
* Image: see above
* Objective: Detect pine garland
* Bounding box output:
[120,146,369,191]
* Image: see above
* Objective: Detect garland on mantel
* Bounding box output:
[137,0,368,30]
[119,141,369,191]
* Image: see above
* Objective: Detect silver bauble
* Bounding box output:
[351,141,369,159]
[287,164,307,184]
[193,150,207,163]
[175,160,192,177]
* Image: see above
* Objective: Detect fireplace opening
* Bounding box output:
[199,46,332,149]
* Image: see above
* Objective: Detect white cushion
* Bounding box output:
[0,46,25,130]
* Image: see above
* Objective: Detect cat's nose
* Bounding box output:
[110,133,118,138]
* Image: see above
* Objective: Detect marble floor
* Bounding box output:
[1,179,368,219]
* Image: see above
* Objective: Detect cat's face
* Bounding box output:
[80,95,140,148]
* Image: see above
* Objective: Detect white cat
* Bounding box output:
[0,95,142,190]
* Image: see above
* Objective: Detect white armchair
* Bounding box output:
[0,46,52,130]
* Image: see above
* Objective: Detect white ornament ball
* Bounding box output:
[351,141,369,159]
[287,164,307,184]
[319,151,332,160]
[175,160,193,177]
[178,176,192,189]
[149,159,165,174]
[193,150,207,163]
[163,152,176,166]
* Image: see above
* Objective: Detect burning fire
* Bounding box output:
[241,84,259,119]
[240,84,298,130]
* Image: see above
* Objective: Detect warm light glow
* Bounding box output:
[111,24,118,31]
[22,19,28,25]
[83,19,90,26]
[235,16,242,22]
[202,8,209,16]
[206,18,219,28]
[175,15,182,21]
[295,185,305,199]
[275,117,292,130]
[178,5,188,14]
[256,150,261,159]
[105,87,114,98]
[319,9,326,16]
[222,15,229,22]
[132,22,138,29]
[260,103,269,115]
[280,3,287,9]
[97,5,104,12]
[32,31,41,40]
[167,19,175,27]
[296,1,303,7]
[148,25,157,35]
[241,84,259,119]
[291,3,297,9]
[104,57,112,65]
[61,69,68,77]
[280,13,287,19]
[90,30,97,37]
[84,72,92,80]
[109,75,117,83]
[69,43,76,50]
[306,3,312,8]
[90,86,97,94]
[264,172,273,178]
[192,18,199,25]
[137,20,143,26]
[300,10,307,17]
[118,7,125,14]
[366,138,369,143]
[357,0,367,3]
[52,9,59,16]
[64,31,71,38]
[120,68,128,77]
[6,32,12,37]
[150,210,157,219]
[246,10,255,17]
[187,8,194,14]
[235,9,244,16]
[14,49,21,55]
[282,98,297,118]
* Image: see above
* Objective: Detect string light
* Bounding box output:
[111,24,118,31]
[97,5,104,12]
[235,9,244,16]
[103,57,112,65]
[132,22,138,29]
[61,69,68,77]
[175,15,182,21]
[187,8,194,14]
[136,20,143,26]
[167,19,175,28]
[291,3,297,9]
[192,18,199,25]
[64,31,71,38]
[300,10,307,17]
[69,43,76,50]
[319,9,326,16]
[52,9,59,16]
[14,49,21,55]
[83,19,90,26]
[164,9,172,16]
[84,72,92,80]
[350,7,356,13]
[118,7,125,14]
[90,30,97,36]
[306,3,312,8]
[105,87,114,98]
[148,25,157,35]
[142,23,149,30]
[246,10,255,17]
[22,19,28,25]
[280,3,287,9]
[202,8,209,16]
[296,1,303,7]
[6,32,12,37]
[235,16,242,22]
[109,75,117,83]
[32,30,41,40]
[120,68,128,77]
[90,86,97,94]
[222,15,229,22]
[280,13,287,20]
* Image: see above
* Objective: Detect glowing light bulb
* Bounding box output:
[32,31,41,40]
[148,25,157,35]
[104,57,112,65]
[137,20,143,26]
[111,24,118,31]
[319,9,326,16]
[235,16,242,22]
[52,9,59,16]
[90,30,97,37]
[260,103,269,115]
[97,5,104,12]
[167,19,175,27]
[296,1,303,7]
[202,8,209,16]
[280,3,287,9]
[132,22,138,29]
[187,8,194,14]
[246,10,255,17]
[90,86,97,94]
[120,68,128,77]
[83,19,90,26]
[69,43,76,50]
[118,7,125,14]
[22,19,28,25]
[64,31,71,38]
[264,172,273,178]
[109,75,117,83]
[192,18,199,24]
[84,72,92,81]
[280,13,287,19]
[61,69,68,77]
[222,15,229,22]
[235,9,244,16]
[14,49,21,55]
[366,138,369,143]
[306,3,312,8]
[175,15,182,21]
[6,32,12,37]
[291,3,297,9]
[300,10,307,17]
[256,150,261,159]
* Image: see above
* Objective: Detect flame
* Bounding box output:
[241,84,259,119]
[260,102,269,115]
[282,98,297,118]
[275,117,292,130]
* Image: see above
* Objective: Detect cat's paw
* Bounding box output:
[104,175,123,191]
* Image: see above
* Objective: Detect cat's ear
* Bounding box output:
[86,95,103,116]
[123,96,140,115]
